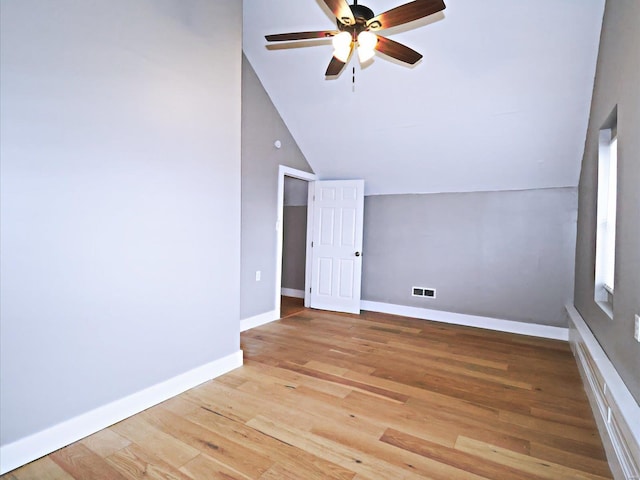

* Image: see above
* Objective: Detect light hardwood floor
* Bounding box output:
[3,300,612,479]
[280,295,305,318]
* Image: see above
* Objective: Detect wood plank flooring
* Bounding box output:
[3,300,612,479]
[280,295,305,318]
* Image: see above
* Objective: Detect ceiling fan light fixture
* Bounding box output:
[333,45,352,63]
[357,46,375,63]
[357,31,377,62]
[357,31,377,50]
[332,31,352,62]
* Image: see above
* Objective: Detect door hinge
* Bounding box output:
[309,287,312,293]
[311,241,314,247]
[313,195,316,202]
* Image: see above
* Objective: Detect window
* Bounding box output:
[594,108,617,317]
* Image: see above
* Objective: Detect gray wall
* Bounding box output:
[0,0,242,446]
[241,56,313,319]
[362,188,578,327]
[574,0,640,403]
[282,206,308,291]
[284,177,309,207]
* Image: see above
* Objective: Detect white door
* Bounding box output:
[309,180,364,314]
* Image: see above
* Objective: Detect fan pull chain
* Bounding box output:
[352,66,356,92]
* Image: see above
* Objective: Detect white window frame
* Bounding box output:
[594,118,617,318]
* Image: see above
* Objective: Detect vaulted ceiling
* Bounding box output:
[243,0,605,195]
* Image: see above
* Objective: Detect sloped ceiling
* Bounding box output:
[243,0,605,195]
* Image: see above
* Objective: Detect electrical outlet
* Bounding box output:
[634,315,640,342]
[255,270,261,282]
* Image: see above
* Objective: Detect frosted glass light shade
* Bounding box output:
[332,32,352,62]
[357,31,377,63]
[333,47,351,63]
[358,46,375,63]
[332,31,352,49]
[358,31,377,50]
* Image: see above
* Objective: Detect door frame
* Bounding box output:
[275,165,318,318]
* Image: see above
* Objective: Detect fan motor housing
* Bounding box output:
[350,4,374,21]
[337,4,375,35]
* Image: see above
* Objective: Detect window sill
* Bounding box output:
[596,300,614,320]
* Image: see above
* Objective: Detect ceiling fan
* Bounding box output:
[265,0,446,76]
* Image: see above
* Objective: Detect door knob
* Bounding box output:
[355,251,361,257]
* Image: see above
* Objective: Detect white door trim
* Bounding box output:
[275,166,317,319]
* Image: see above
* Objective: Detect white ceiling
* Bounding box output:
[243,0,605,195]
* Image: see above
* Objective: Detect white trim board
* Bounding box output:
[0,350,243,475]
[361,301,569,341]
[240,309,278,332]
[566,304,640,480]
[281,288,305,299]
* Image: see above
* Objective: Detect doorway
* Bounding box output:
[274,166,317,319]
[281,176,309,318]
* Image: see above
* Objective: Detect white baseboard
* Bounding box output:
[240,309,278,332]
[566,304,640,480]
[281,288,304,299]
[361,300,569,341]
[0,350,243,475]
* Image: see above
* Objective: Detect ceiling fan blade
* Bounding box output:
[366,0,445,31]
[326,37,354,76]
[265,30,339,42]
[325,48,352,76]
[326,56,346,76]
[323,0,356,25]
[375,36,423,64]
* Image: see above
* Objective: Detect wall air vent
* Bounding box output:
[412,287,436,298]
